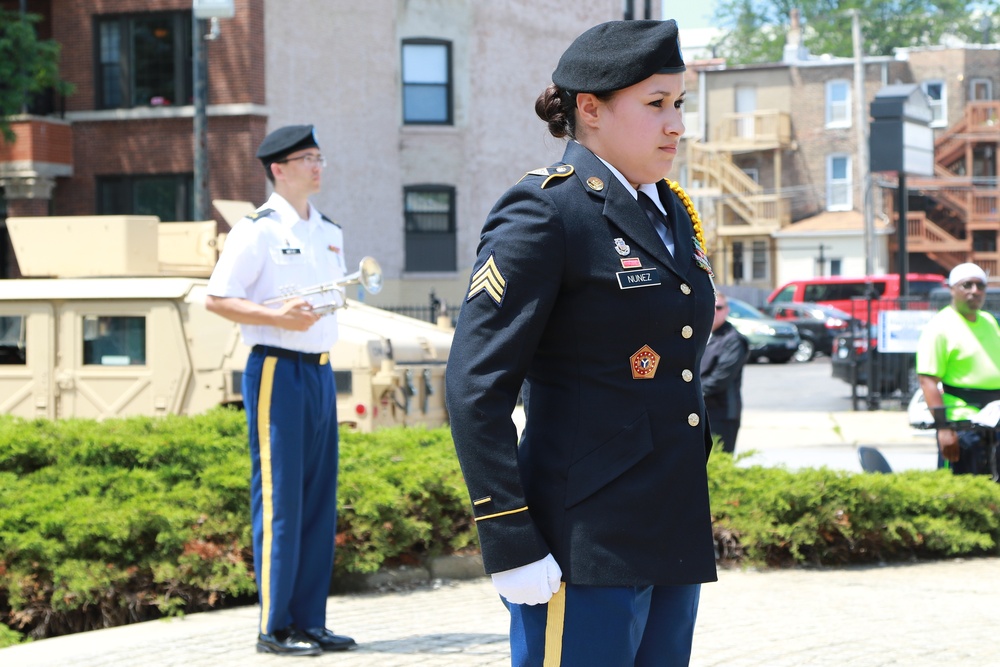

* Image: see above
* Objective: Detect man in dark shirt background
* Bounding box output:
[701,293,750,454]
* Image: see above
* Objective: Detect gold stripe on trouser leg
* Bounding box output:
[258,356,277,635]
[543,583,567,666]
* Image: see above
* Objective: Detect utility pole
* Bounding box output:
[816,243,828,277]
[192,12,210,221]
[850,9,873,277]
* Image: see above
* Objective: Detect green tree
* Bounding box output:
[0,8,72,141]
[709,0,1000,65]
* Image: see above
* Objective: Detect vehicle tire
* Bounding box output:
[793,339,815,363]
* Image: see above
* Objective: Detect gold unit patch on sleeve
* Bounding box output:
[467,252,507,307]
[630,344,660,379]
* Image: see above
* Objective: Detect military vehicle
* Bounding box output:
[0,210,452,431]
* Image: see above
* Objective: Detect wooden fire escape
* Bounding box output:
[688,110,793,284]
[892,101,1000,277]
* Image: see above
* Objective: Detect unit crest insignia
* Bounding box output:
[630,344,660,380]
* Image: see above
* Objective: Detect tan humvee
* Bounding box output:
[0,210,452,431]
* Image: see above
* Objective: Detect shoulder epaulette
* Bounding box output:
[246,208,275,222]
[319,213,341,227]
[516,164,575,189]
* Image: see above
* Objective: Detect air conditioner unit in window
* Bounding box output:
[193,0,235,19]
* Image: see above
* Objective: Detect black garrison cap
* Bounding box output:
[255,125,319,164]
[552,19,685,94]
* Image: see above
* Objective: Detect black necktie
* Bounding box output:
[637,190,674,256]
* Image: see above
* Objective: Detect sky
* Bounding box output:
[662,0,718,30]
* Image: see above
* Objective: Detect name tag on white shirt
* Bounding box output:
[269,245,306,265]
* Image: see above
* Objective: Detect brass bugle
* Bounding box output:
[263,256,383,314]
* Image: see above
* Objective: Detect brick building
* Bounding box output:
[0,0,269,279]
[1,0,663,310]
[687,11,1000,290]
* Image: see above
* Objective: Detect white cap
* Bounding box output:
[948,262,988,286]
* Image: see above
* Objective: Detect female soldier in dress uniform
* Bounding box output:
[446,19,718,667]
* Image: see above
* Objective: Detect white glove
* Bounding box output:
[491,553,562,605]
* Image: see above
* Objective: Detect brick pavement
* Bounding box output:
[2,557,998,666]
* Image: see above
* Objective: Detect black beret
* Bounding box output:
[256,125,319,164]
[552,19,685,94]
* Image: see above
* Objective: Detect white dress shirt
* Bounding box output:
[207,192,346,352]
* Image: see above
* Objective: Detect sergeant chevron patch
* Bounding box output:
[467,252,507,307]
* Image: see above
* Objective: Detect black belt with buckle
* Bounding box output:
[252,345,329,365]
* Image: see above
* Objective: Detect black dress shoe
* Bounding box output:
[256,627,322,656]
[301,627,357,652]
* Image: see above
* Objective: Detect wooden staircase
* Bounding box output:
[688,112,793,235]
[895,101,1000,276]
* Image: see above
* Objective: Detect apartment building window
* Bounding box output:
[973,230,997,252]
[829,258,842,276]
[826,80,851,128]
[404,185,456,272]
[826,154,852,211]
[402,39,452,124]
[921,81,946,127]
[970,79,992,101]
[751,241,767,280]
[97,174,193,222]
[96,12,192,109]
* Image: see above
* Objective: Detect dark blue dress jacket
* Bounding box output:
[446,141,718,587]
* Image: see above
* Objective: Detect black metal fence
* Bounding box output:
[834,296,936,411]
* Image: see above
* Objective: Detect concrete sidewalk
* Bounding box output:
[735,408,938,473]
[2,557,998,666]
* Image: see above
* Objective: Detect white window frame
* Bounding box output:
[921,80,947,128]
[401,39,452,125]
[827,154,853,211]
[825,80,851,128]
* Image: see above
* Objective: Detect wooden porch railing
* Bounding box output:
[712,110,792,146]
[905,212,970,252]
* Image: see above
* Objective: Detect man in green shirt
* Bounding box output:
[916,262,1000,474]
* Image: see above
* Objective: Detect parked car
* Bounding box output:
[766,273,947,323]
[725,297,800,364]
[762,301,853,362]
[830,323,918,395]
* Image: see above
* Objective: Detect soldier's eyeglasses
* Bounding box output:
[278,154,327,168]
[957,280,986,291]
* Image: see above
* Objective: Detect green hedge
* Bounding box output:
[0,410,475,647]
[708,449,1000,565]
[2,412,999,648]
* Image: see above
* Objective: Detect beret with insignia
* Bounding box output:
[256,125,320,165]
[552,19,684,94]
